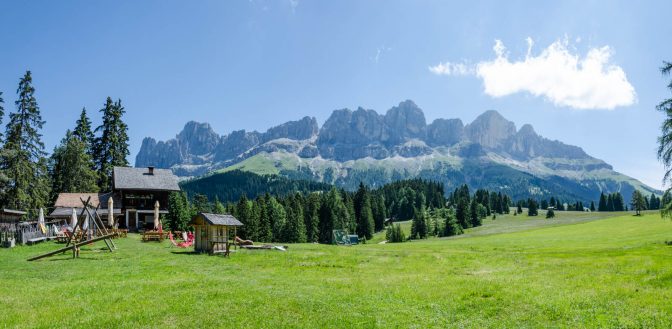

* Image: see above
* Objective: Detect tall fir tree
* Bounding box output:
[354,182,375,240]
[256,195,273,242]
[598,193,607,211]
[166,192,190,231]
[73,107,95,156]
[49,130,99,199]
[93,97,129,191]
[304,192,321,243]
[0,71,51,213]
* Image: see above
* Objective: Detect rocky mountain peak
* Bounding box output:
[383,100,427,144]
[176,121,220,155]
[465,110,516,148]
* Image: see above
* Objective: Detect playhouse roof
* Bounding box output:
[193,213,244,226]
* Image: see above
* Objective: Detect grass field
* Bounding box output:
[1,211,671,328]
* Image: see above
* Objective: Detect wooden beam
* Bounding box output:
[27,233,117,261]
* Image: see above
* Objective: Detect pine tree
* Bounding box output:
[598,193,607,211]
[236,195,251,238]
[443,208,462,237]
[631,190,647,216]
[304,193,321,243]
[354,182,375,240]
[371,194,386,232]
[73,107,95,156]
[590,201,596,212]
[607,194,615,211]
[456,197,470,229]
[267,196,287,242]
[469,199,482,227]
[0,91,4,141]
[410,206,428,239]
[49,130,99,198]
[546,208,555,219]
[527,199,538,216]
[213,198,226,214]
[256,195,272,242]
[192,193,211,213]
[93,97,129,191]
[0,71,51,213]
[167,192,190,231]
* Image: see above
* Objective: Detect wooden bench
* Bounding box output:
[27,237,47,245]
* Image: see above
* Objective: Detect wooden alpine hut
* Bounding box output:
[191,213,243,255]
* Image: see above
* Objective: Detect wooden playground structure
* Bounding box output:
[27,197,118,261]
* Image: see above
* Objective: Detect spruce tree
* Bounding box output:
[410,206,428,239]
[50,130,99,198]
[354,182,374,240]
[0,91,4,141]
[93,97,129,191]
[192,193,211,213]
[631,190,647,216]
[469,199,482,227]
[236,195,251,238]
[167,192,190,231]
[73,107,95,156]
[598,193,607,211]
[527,199,538,216]
[456,197,470,229]
[1,71,50,213]
[590,201,596,212]
[256,195,272,242]
[546,208,555,219]
[304,192,321,243]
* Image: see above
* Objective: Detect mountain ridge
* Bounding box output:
[135,100,656,202]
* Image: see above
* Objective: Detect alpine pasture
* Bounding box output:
[1,211,671,328]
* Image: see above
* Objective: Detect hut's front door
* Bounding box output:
[127,211,137,231]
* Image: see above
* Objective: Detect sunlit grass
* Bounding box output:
[1,212,671,328]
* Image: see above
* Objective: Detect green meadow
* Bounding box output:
[1,211,671,328]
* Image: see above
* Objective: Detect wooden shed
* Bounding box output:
[191,213,243,255]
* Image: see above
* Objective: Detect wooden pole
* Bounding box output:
[28,233,117,261]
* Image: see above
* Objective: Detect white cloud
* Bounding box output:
[430,38,637,110]
[428,61,472,76]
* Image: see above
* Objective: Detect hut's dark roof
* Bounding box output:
[197,213,244,226]
[113,167,180,191]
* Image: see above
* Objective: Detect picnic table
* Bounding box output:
[142,231,167,242]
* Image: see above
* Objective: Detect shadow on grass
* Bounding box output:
[170,250,200,256]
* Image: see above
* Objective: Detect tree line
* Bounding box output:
[0,71,130,215]
[168,179,513,244]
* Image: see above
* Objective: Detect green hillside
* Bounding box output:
[212,151,659,202]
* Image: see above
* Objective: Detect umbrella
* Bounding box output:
[154,201,160,231]
[108,196,115,228]
[70,208,78,228]
[38,208,46,234]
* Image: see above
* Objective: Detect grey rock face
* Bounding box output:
[383,100,427,145]
[426,118,464,147]
[263,116,318,142]
[214,130,261,162]
[177,121,220,155]
[504,124,594,161]
[464,110,517,149]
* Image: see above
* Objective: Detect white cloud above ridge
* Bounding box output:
[429,38,637,110]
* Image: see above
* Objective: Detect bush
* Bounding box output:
[546,209,555,219]
[386,224,406,243]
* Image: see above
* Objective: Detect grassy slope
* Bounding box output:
[1,212,671,328]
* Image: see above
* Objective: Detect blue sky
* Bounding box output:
[0,0,671,189]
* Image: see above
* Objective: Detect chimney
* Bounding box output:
[148,166,155,175]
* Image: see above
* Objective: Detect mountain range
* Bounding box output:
[135,100,659,202]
